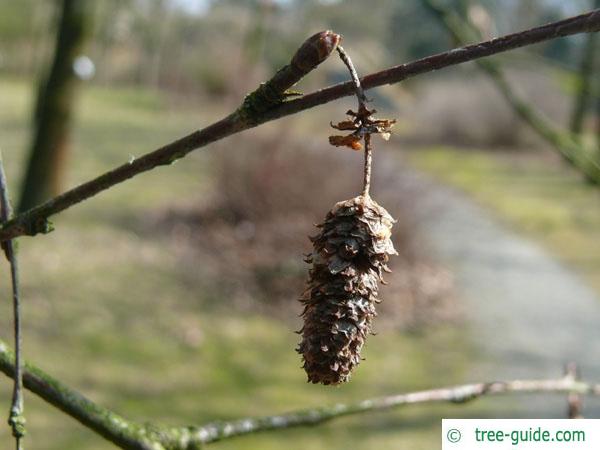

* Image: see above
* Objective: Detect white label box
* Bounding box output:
[442,419,599,449]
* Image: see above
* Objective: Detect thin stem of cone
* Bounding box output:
[336,45,372,197]
[335,46,367,108]
[363,134,372,197]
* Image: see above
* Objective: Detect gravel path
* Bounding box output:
[396,168,600,416]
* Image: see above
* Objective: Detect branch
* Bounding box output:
[0,152,25,449]
[192,376,600,444]
[0,340,179,450]
[421,0,600,183]
[0,10,598,241]
[1,339,599,449]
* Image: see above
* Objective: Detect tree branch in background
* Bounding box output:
[571,0,600,137]
[421,0,600,184]
[597,87,600,153]
[0,153,25,450]
[18,0,92,212]
[596,45,600,153]
[0,9,598,242]
[0,339,598,450]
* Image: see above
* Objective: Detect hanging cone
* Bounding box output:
[297,194,397,385]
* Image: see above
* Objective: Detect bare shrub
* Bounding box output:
[153,132,458,331]
[406,68,570,148]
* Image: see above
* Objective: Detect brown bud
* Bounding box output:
[292,30,341,74]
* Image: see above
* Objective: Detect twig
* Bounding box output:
[192,376,600,444]
[565,362,584,418]
[0,9,598,241]
[0,153,25,450]
[242,30,341,115]
[0,340,598,449]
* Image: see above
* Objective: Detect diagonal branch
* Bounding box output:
[0,9,599,242]
[1,339,599,449]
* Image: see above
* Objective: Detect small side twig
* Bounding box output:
[565,362,583,418]
[0,152,25,449]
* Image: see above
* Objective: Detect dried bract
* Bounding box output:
[330,120,357,131]
[328,105,396,151]
[328,135,362,151]
[297,195,397,385]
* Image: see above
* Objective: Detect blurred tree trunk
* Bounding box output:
[570,0,599,136]
[18,0,91,212]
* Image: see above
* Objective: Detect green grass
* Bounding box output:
[410,146,600,293]
[0,79,481,449]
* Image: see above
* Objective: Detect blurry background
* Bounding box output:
[0,0,599,449]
